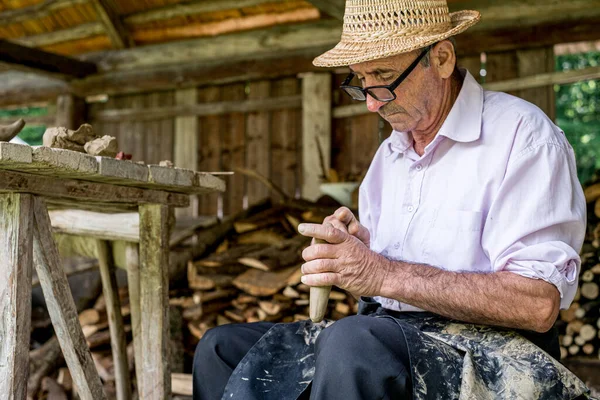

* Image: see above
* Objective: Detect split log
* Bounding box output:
[238,235,310,271]
[28,337,64,400]
[233,265,302,297]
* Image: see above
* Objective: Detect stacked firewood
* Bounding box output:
[180,201,358,341]
[557,179,600,360]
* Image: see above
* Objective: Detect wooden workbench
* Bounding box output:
[0,143,225,400]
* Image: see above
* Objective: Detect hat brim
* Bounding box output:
[313,10,481,68]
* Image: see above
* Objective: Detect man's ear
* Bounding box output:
[431,40,456,79]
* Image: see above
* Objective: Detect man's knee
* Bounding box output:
[193,324,236,368]
[316,315,382,354]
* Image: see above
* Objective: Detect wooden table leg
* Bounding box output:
[0,193,33,400]
[139,204,171,399]
[125,243,144,396]
[32,197,107,400]
[96,239,132,400]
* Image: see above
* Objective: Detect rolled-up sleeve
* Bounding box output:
[482,139,586,310]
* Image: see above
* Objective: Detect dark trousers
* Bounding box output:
[193,315,412,400]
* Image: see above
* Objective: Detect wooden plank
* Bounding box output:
[96,240,131,400]
[246,81,271,207]
[484,51,519,96]
[174,88,199,218]
[90,0,133,49]
[301,73,331,201]
[516,46,555,119]
[49,210,139,242]
[271,77,301,200]
[305,0,344,20]
[32,197,107,400]
[483,65,600,92]
[13,22,106,48]
[220,83,246,216]
[0,40,97,79]
[0,0,88,25]
[55,94,86,130]
[198,87,221,216]
[124,244,143,397]
[0,193,33,400]
[0,169,189,207]
[91,95,302,122]
[139,204,171,400]
[125,0,272,25]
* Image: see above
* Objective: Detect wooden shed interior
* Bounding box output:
[1,0,600,219]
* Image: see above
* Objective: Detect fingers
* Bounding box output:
[301,272,338,287]
[302,242,335,262]
[298,223,347,244]
[323,214,350,233]
[335,207,370,245]
[301,258,337,275]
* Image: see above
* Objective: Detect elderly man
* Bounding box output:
[194,1,590,399]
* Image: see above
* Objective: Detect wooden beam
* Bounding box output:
[32,197,107,400]
[174,88,198,219]
[14,22,105,48]
[92,95,301,122]
[95,239,131,400]
[302,73,331,201]
[131,8,320,45]
[139,204,171,400]
[0,169,189,208]
[555,39,600,56]
[483,65,600,92]
[0,193,33,400]
[124,0,272,25]
[305,0,344,20]
[84,19,342,71]
[0,40,97,79]
[49,210,140,242]
[55,94,86,129]
[0,0,88,25]
[90,0,134,49]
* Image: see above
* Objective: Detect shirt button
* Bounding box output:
[407,206,415,212]
[415,164,423,171]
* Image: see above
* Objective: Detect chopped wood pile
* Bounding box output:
[557,179,600,360]
[28,196,358,398]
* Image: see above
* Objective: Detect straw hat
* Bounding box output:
[313,0,481,67]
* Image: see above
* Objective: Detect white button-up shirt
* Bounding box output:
[360,70,586,312]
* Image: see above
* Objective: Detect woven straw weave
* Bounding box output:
[313,0,480,67]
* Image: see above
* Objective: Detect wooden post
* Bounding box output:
[124,243,143,396]
[56,94,86,129]
[96,239,132,400]
[32,197,107,400]
[0,193,33,400]
[517,46,556,120]
[174,88,199,218]
[139,204,171,399]
[301,73,332,201]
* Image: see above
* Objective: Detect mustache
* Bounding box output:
[378,104,406,118]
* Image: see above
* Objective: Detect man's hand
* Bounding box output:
[299,222,388,297]
[317,207,370,248]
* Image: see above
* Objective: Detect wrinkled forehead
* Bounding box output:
[349,51,418,75]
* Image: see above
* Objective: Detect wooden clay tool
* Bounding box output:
[309,238,332,322]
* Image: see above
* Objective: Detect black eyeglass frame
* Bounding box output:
[340,46,432,102]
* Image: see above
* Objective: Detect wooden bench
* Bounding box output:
[0,143,224,400]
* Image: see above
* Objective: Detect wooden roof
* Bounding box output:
[1,0,600,107]
[0,0,321,55]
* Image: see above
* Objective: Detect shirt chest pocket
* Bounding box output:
[422,209,486,269]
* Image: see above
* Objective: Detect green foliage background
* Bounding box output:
[556,51,600,185]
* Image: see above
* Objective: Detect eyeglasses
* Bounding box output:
[340,46,431,102]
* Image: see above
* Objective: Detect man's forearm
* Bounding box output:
[380,259,561,333]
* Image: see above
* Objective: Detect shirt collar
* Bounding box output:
[386,68,484,157]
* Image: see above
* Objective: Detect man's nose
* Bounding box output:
[366,94,385,113]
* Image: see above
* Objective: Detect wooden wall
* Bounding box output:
[81,45,555,218]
